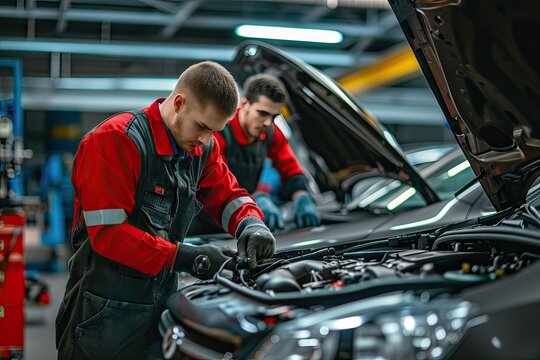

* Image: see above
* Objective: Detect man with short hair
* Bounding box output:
[55,61,276,360]
[216,74,320,231]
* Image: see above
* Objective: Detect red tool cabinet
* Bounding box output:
[0,209,25,360]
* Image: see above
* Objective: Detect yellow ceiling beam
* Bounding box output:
[338,46,421,94]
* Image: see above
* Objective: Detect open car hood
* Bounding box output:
[389,0,540,211]
[233,41,439,204]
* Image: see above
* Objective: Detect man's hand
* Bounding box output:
[293,193,321,228]
[254,193,285,232]
[237,224,276,270]
[174,243,236,280]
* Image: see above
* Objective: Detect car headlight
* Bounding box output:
[250,294,475,360]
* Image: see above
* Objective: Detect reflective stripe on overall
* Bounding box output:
[56,109,211,360]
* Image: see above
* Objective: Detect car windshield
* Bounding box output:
[348,149,476,214]
[403,143,458,169]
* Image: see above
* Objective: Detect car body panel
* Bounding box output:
[389,0,540,210]
[165,187,540,360]
[191,183,488,253]
[450,261,540,359]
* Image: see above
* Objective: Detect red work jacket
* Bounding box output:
[214,109,304,193]
[71,99,263,276]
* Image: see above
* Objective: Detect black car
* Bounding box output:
[161,1,540,359]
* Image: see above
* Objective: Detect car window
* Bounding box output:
[404,144,457,167]
[347,177,403,211]
[348,150,476,214]
[423,155,475,200]
[366,182,427,213]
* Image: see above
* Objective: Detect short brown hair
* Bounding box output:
[243,74,287,104]
[175,61,239,117]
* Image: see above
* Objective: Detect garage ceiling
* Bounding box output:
[1,0,403,75]
[0,0,443,126]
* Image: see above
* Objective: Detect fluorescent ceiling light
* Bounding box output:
[386,187,416,211]
[357,180,400,208]
[446,160,470,178]
[329,316,363,330]
[235,25,343,44]
[290,239,326,248]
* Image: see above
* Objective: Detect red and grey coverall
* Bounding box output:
[55,99,263,360]
[188,109,309,234]
[215,109,307,196]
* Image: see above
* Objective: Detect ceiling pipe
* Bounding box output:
[0,39,371,66]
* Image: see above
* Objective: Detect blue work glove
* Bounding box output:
[237,223,276,270]
[293,193,321,228]
[254,193,285,232]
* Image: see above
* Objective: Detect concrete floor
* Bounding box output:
[25,272,67,360]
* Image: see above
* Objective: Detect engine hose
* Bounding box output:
[215,273,479,306]
[432,226,540,250]
[256,260,325,293]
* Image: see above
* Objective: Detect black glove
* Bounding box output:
[254,192,285,232]
[174,243,236,280]
[237,224,276,270]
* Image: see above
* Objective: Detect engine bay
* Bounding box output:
[253,249,500,294]
[230,207,540,298]
[161,204,540,359]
